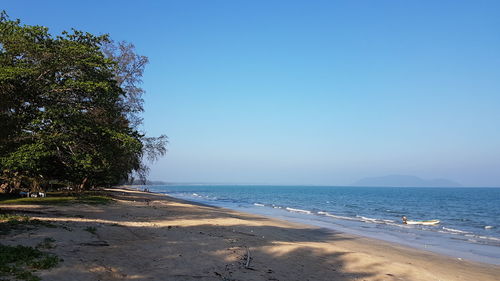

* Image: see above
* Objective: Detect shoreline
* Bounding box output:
[2,187,499,280]
[136,185,500,265]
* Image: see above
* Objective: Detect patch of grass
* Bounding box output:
[0,213,27,221]
[84,226,97,235]
[0,244,61,281]
[77,195,113,205]
[0,195,113,205]
[36,238,56,249]
[0,215,57,235]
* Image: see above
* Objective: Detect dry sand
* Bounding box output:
[1,188,499,281]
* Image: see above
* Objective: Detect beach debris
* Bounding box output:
[245,246,251,269]
[80,240,109,247]
[214,271,233,281]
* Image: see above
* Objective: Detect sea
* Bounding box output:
[144,185,500,265]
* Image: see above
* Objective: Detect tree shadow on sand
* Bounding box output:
[2,190,416,281]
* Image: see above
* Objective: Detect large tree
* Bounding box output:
[0,12,166,192]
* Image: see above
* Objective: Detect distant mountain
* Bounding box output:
[353,175,461,187]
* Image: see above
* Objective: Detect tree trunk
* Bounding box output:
[0,183,10,194]
[79,177,88,192]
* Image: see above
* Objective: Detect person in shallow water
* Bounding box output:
[402,216,408,224]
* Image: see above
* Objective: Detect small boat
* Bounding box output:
[405,219,440,225]
[402,216,440,225]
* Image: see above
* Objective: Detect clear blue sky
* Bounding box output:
[4,1,500,186]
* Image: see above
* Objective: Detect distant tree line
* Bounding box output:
[0,12,167,193]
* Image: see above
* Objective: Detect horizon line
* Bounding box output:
[142,181,500,188]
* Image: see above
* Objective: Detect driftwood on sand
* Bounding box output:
[245,246,251,268]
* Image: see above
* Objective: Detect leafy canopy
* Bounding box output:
[0,11,166,192]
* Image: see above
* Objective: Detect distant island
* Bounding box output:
[353,175,461,187]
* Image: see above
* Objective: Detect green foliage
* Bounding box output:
[36,237,56,249]
[0,11,165,193]
[0,244,61,281]
[0,213,26,221]
[0,214,56,235]
[0,195,113,205]
[84,226,97,235]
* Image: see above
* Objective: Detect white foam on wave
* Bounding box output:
[285,207,312,214]
[253,203,265,207]
[355,215,395,224]
[442,227,470,234]
[485,225,494,229]
[356,215,378,223]
[317,211,358,221]
[441,230,500,243]
[481,236,500,242]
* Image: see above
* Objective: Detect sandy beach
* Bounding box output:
[1,188,499,281]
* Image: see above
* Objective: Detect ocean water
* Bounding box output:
[146,185,500,264]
